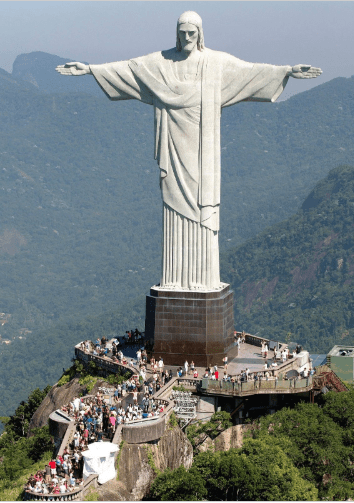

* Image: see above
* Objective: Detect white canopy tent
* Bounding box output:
[82,442,119,484]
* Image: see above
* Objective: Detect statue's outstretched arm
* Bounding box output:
[56,62,92,76]
[287,64,322,79]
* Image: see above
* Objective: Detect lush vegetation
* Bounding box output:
[222,164,354,352]
[0,386,54,500]
[148,391,354,500]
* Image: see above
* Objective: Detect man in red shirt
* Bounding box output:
[49,460,56,476]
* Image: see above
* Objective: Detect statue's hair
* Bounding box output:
[176,11,205,52]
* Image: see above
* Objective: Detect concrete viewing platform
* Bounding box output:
[227,342,269,375]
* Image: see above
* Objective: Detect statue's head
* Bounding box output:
[176,11,205,52]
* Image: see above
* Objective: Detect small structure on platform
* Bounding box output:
[327,345,354,382]
[82,442,119,484]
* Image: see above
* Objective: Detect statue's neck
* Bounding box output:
[176,46,200,61]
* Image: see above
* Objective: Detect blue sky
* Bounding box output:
[1,1,354,99]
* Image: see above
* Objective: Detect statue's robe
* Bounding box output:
[90,48,289,289]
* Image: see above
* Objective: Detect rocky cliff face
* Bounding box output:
[28,377,107,433]
[196,424,252,453]
[213,424,251,451]
[117,425,193,501]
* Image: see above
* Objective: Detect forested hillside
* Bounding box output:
[221,164,354,353]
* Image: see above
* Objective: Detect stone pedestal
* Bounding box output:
[145,283,235,367]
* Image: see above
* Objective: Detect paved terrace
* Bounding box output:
[227,342,268,375]
[75,333,310,385]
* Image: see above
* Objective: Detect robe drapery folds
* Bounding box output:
[90,48,289,290]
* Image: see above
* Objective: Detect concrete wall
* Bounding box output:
[48,417,69,440]
[122,417,166,444]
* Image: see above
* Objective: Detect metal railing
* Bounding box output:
[24,474,98,501]
[200,376,313,394]
[74,345,138,376]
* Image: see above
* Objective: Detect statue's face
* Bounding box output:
[178,22,199,53]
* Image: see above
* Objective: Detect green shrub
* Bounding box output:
[57,374,71,387]
[106,373,126,386]
[84,489,99,501]
[116,440,125,481]
[145,445,160,476]
[172,385,187,392]
[78,375,99,392]
[168,411,179,429]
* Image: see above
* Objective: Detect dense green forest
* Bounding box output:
[0,386,53,501]
[148,390,354,501]
[221,164,354,352]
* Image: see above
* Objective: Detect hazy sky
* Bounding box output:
[1,1,354,99]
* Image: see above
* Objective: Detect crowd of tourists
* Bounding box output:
[24,452,84,497]
[62,384,167,441]
[24,374,169,498]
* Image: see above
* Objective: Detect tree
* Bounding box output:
[148,465,207,501]
[193,440,318,501]
[253,402,352,498]
[28,426,53,462]
[149,439,318,501]
[321,389,354,429]
[6,385,51,439]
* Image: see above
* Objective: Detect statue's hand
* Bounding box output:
[290,65,322,79]
[55,62,91,76]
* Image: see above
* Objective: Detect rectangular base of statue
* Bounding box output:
[145,283,235,367]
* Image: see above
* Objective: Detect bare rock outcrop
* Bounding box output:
[194,424,253,454]
[117,425,193,501]
[28,377,107,434]
[151,423,193,472]
[213,424,252,451]
[196,434,214,453]
[95,479,134,501]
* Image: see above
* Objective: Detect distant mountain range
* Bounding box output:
[11,51,102,96]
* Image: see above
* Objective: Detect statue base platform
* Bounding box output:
[145,283,235,367]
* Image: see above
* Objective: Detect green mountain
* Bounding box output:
[221,164,354,353]
[11,51,102,96]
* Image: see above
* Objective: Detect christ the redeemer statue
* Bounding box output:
[57,11,322,291]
